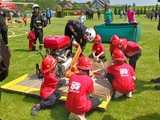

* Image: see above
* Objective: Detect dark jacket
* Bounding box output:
[65,20,87,49]
[0,39,11,81]
[158,15,160,31]
[30,14,44,30]
[0,14,8,44]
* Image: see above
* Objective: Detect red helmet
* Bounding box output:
[120,38,128,49]
[110,34,120,47]
[94,34,102,43]
[41,55,57,74]
[77,56,92,70]
[112,48,126,62]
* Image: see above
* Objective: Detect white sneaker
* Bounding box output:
[114,91,123,98]
[69,113,86,120]
[127,92,132,98]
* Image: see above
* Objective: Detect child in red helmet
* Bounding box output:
[66,56,102,119]
[120,40,142,70]
[31,55,66,116]
[109,34,142,70]
[89,34,106,62]
[106,48,136,98]
[109,34,120,55]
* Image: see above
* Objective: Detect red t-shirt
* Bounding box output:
[92,43,105,55]
[124,41,141,57]
[107,63,135,93]
[40,72,58,100]
[65,74,94,114]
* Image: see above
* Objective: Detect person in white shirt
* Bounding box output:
[79,12,86,24]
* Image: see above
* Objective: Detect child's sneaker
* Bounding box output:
[31,104,41,116]
[68,113,81,120]
[68,113,86,120]
[114,91,123,98]
[127,92,132,98]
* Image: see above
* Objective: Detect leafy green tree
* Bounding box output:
[114,8,118,15]
[144,7,147,14]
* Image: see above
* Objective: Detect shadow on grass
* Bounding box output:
[23,95,40,104]
[102,114,117,120]
[134,79,156,94]
[108,79,158,102]
[133,113,160,120]
[23,96,68,119]
[50,102,69,120]
[13,48,30,52]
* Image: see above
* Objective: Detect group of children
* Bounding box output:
[31,31,142,120]
[107,34,142,98]
[31,54,102,119]
[90,34,141,98]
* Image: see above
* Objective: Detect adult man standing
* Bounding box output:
[30,4,44,50]
[0,10,8,45]
[0,10,10,81]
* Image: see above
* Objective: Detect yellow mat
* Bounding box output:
[1,74,111,111]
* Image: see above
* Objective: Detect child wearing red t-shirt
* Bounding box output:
[66,56,102,119]
[31,55,66,116]
[120,39,142,70]
[106,48,136,98]
[89,34,106,62]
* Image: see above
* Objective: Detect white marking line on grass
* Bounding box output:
[9,31,24,38]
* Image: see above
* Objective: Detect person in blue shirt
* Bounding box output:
[46,8,52,24]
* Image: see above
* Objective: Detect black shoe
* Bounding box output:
[31,104,41,116]
[32,47,36,51]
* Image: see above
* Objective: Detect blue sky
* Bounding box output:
[74,0,159,6]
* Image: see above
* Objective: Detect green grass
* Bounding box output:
[0,15,160,120]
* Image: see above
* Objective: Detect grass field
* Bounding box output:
[0,15,160,120]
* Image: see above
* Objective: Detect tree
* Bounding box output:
[140,7,143,14]
[155,4,159,11]
[132,3,136,10]
[114,8,118,15]
[86,1,92,8]
[35,0,58,9]
[136,8,140,15]
[118,8,121,15]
